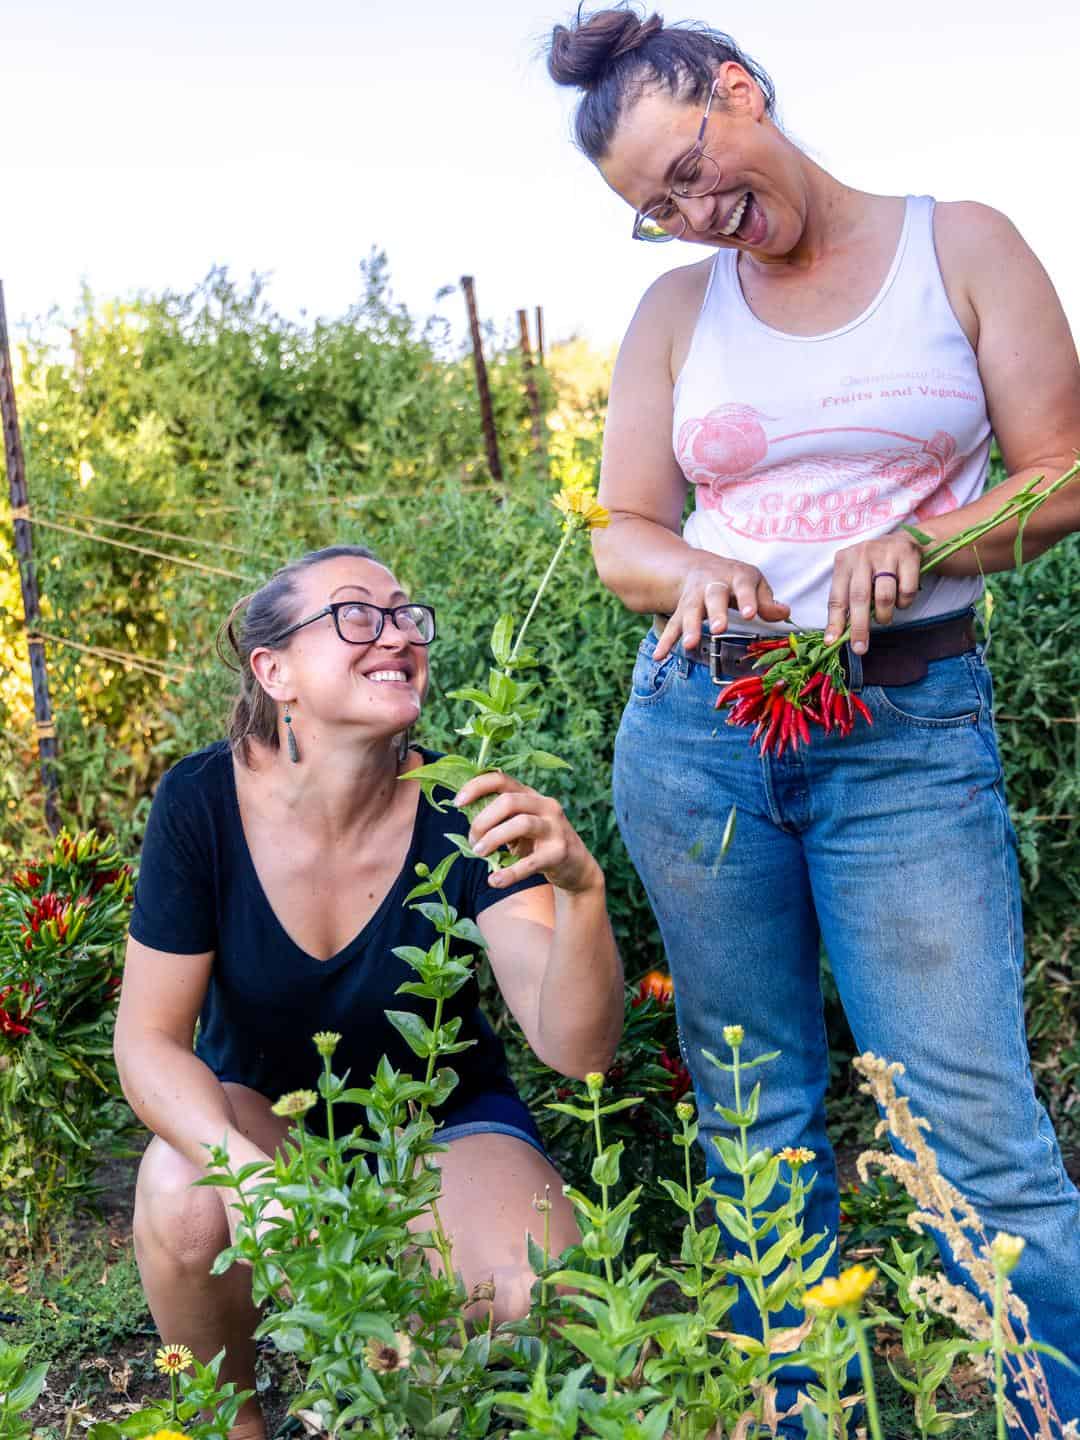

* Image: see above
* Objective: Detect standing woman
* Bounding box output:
[547,5,1080,1428]
[115,545,622,1440]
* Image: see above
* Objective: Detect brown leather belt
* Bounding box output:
[673,612,977,687]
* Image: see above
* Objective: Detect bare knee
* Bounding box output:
[134,1137,230,1271]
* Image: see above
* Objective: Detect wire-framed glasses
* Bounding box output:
[632,78,724,243]
[270,601,437,647]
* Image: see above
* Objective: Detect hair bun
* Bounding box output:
[547,8,664,88]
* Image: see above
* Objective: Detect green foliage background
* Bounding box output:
[1,259,1077,1151]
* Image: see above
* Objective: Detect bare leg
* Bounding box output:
[413,1133,579,1326]
[132,1085,291,1440]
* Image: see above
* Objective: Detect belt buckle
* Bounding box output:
[707,635,754,685]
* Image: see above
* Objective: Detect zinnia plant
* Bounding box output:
[717,462,1080,754]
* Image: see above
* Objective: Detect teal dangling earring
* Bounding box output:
[284,703,301,764]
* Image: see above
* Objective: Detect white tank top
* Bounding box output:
[674,195,989,632]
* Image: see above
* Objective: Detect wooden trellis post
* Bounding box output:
[517,309,545,454]
[460,276,504,487]
[534,305,545,367]
[0,281,61,833]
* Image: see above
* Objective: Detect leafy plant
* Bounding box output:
[0,830,133,1247]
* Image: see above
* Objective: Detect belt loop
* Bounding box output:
[844,643,864,693]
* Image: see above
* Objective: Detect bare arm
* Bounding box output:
[593,269,790,659]
[114,938,272,1187]
[917,202,1080,569]
[459,772,623,1079]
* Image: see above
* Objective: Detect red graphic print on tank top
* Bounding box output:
[677,404,963,543]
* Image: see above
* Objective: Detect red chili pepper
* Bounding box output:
[761,700,784,753]
[799,672,825,699]
[796,709,811,746]
[747,637,791,657]
[851,695,873,727]
[803,704,824,726]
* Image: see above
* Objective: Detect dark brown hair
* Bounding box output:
[217,544,381,764]
[547,5,776,161]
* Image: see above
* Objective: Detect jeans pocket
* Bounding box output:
[629,637,679,703]
[868,653,981,729]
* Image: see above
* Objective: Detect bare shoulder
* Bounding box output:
[621,255,715,380]
[933,200,1037,268]
[935,201,1051,297]
[932,200,1063,351]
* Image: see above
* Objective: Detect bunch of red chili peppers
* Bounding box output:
[716,635,872,757]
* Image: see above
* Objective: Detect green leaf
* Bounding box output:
[902,523,935,546]
[385,1009,434,1058]
[498,748,573,772]
[491,614,514,665]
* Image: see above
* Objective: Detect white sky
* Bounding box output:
[2,0,1079,355]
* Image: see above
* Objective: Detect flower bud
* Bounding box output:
[675,1101,695,1123]
[313,1031,341,1058]
[723,1024,745,1048]
[991,1231,1025,1276]
[585,1071,604,1098]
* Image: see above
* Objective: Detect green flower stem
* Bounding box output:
[321,1053,344,1192]
[993,1269,1007,1440]
[731,1044,770,1354]
[683,1115,704,1299]
[920,459,1080,572]
[591,1096,615,1291]
[829,1319,846,1440]
[590,1089,616,1400]
[852,1314,884,1440]
[475,522,577,772]
[169,1372,178,1424]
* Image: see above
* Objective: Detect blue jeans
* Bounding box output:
[613,621,1080,1432]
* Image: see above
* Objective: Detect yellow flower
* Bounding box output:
[676,1101,695,1123]
[271,1089,318,1119]
[723,1024,745,1048]
[585,1071,605,1097]
[551,486,610,533]
[147,1431,188,1440]
[363,1333,413,1374]
[991,1231,1025,1276]
[153,1343,194,1376]
[313,1031,341,1058]
[779,1147,817,1168]
[804,1263,877,1311]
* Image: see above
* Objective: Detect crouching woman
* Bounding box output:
[114,544,623,1440]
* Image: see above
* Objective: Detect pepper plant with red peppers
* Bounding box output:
[0,828,133,1249]
[717,461,1080,752]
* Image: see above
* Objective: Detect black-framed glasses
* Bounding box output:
[270,601,437,647]
[632,78,724,243]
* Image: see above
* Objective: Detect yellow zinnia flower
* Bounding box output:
[804,1263,877,1311]
[778,1146,817,1167]
[271,1089,318,1119]
[312,1031,341,1058]
[153,1343,194,1376]
[551,486,610,533]
[147,1431,188,1440]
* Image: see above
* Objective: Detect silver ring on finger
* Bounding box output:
[704,579,731,592]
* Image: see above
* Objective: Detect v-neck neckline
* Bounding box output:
[224,743,428,971]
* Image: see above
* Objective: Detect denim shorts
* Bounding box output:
[435,1086,550,1161]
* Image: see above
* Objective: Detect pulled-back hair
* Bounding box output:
[547,5,775,161]
[217,544,381,764]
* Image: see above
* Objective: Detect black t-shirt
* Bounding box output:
[129,742,546,1128]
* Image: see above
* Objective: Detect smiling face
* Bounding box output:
[254,554,430,744]
[600,61,808,260]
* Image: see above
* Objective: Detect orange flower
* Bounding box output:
[633,969,674,1007]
